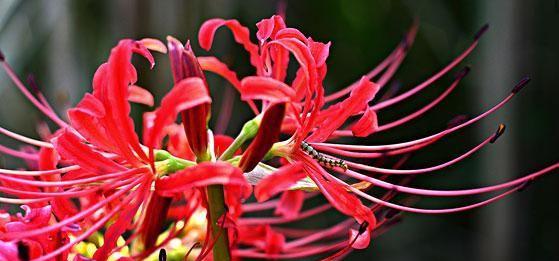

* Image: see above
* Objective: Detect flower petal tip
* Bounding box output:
[489,123,506,143]
[139,38,168,54]
[511,76,531,94]
[474,23,489,41]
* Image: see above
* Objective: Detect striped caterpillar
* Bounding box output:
[301,141,348,171]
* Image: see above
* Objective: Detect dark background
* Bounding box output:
[0,0,557,260]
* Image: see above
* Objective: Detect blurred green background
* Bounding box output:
[0,0,557,260]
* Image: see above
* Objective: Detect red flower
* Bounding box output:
[197,15,559,259]
[0,38,250,260]
[0,12,556,261]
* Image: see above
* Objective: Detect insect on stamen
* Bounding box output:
[301,141,348,171]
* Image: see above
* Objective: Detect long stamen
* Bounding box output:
[0,126,53,148]
[324,23,418,103]
[242,192,318,212]
[0,175,138,199]
[0,144,39,160]
[345,126,502,174]
[239,204,331,225]
[0,167,142,187]
[313,77,530,152]
[334,66,470,137]
[0,55,68,128]
[342,163,558,197]
[0,165,79,176]
[370,24,488,111]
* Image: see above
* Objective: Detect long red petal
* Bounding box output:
[51,129,126,174]
[274,190,305,218]
[351,107,379,137]
[143,77,211,149]
[239,103,286,172]
[307,77,379,142]
[240,76,295,102]
[254,163,305,202]
[198,18,263,74]
[128,85,154,106]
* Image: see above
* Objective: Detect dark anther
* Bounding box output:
[490,124,506,143]
[474,23,489,40]
[17,241,30,261]
[454,66,471,80]
[0,49,5,61]
[358,221,369,234]
[158,248,167,261]
[511,77,531,94]
[518,179,534,192]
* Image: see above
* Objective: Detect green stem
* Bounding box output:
[219,134,248,161]
[219,115,261,161]
[207,185,231,261]
[206,116,261,260]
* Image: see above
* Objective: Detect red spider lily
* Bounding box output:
[0,38,254,260]
[0,12,556,261]
[197,15,558,259]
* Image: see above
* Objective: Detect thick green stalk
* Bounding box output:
[207,184,230,261]
[206,116,261,261]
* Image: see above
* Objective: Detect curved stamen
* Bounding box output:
[239,204,331,225]
[342,163,558,197]
[0,59,68,128]
[315,134,439,159]
[0,126,53,148]
[0,196,51,204]
[242,192,318,213]
[0,175,138,199]
[0,167,143,187]
[0,165,79,176]
[313,78,529,152]
[370,25,487,111]
[0,144,39,160]
[345,128,500,174]
[325,23,418,103]
[334,66,469,137]
[348,179,521,214]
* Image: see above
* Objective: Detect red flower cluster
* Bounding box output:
[0,13,556,260]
